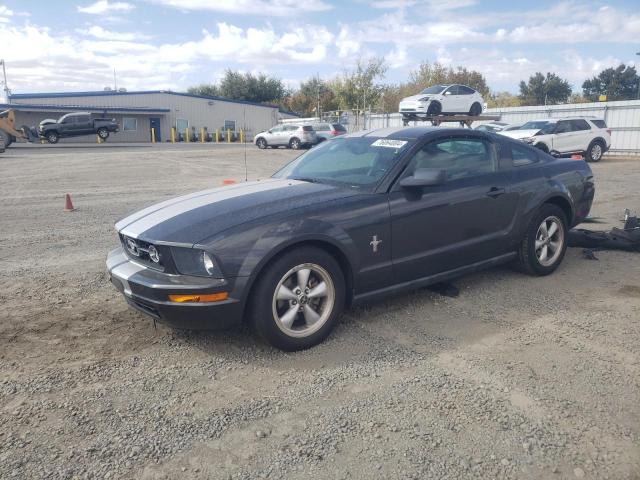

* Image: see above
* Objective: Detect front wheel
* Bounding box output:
[46,132,59,144]
[249,246,345,351]
[97,128,109,140]
[426,102,441,116]
[256,137,267,149]
[289,137,301,150]
[516,204,567,276]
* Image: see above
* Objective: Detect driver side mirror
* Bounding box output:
[444,91,452,95]
[267,129,273,134]
[400,168,446,188]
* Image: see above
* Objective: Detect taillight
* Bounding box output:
[606,129,612,135]
[330,130,338,135]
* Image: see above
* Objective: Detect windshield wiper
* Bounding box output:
[291,177,320,184]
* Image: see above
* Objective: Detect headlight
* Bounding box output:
[522,137,536,144]
[171,247,223,277]
[419,96,430,101]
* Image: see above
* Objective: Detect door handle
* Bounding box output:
[486,187,506,198]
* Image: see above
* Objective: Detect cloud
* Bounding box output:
[77,1,135,14]
[0,4,13,22]
[77,25,151,41]
[144,0,332,16]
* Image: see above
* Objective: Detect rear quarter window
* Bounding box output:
[511,144,539,167]
[302,126,314,132]
[591,119,607,128]
[332,124,347,132]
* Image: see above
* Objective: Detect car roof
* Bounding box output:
[346,126,474,140]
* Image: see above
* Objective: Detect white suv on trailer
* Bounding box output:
[399,84,484,125]
[500,117,611,162]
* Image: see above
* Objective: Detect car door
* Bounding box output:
[550,120,577,153]
[75,114,93,134]
[58,115,75,136]
[442,85,463,113]
[388,133,519,284]
[568,119,591,152]
[264,125,282,145]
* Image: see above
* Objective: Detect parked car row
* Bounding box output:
[254,122,347,150]
[477,117,611,162]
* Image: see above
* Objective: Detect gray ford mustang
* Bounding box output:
[107,126,595,351]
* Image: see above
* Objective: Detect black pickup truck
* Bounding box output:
[39,112,119,143]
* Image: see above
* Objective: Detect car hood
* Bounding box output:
[115,178,359,245]
[400,94,432,102]
[499,129,541,139]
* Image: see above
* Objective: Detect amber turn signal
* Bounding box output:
[168,292,228,303]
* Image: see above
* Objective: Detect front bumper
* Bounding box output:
[106,247,244,330]
[399,101,430,117]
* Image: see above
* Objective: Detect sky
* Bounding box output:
[0,0,639,96]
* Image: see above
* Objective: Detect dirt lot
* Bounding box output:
[0,144,639,480]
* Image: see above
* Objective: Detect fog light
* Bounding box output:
[168,292,229,303]
[148,245,160,263]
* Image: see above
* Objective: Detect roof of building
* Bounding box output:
[9,90,280,109]
[0,103,170,114]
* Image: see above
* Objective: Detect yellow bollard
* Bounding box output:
[96,135,101,144]
[227,129,230,143]
[185,128,189,143]
[215,128,219,143]
[171,127,175,144]
[201,128,204,143]
[151,128,156,144]
[240,129,244,143]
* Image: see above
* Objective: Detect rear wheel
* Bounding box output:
[0,130,11,148]
[469,102,482,116]
[585,140,604,162]
[516,204,567,276]
[46,131,59,144]
[249,246,345,351]
[256,137,267,149]
[289,137,301,150]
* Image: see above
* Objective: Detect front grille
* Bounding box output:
[120,234,164,271]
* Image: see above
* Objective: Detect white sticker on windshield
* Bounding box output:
[371,139,408,149]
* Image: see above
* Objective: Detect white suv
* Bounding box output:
[399,84,484,125]
[500,117,611,162]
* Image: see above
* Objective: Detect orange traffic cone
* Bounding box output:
[63,193,76,212]
[222,179,236,186]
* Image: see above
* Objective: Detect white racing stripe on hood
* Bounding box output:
[118,179,301,239]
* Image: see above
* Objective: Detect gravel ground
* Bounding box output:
[0,144,639,479]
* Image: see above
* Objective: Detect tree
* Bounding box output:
[331,57,388,112]
[518,72,572,105]
[582,64,639,101]
[187,70,287,104]
[284,77,338,116]
[487,91,521,108]
[187,84,219,97]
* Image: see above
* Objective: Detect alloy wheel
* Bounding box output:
[535,216,564,267]
[271,263,335,338]
[591,143,602,161]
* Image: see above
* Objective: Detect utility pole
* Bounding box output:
[113,68,117,91]
[1,59,10,102]
[636,52,640,99]
[316,72,321,121]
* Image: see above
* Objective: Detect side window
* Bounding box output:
[406,137,496,181]
[123,118,137,131]
[555,120,572,133]
[458,85,475,95]
[445,85,459,95]
[62,116,75,124]
[76,114,90,123]
[511,144,538,167]
[270,125,282,133]
[570,119,590,131]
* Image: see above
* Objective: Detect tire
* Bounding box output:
[249,246,345,351]
[427,102,441,116]
[516,204,568,276]
[535,143,549,153]
[0,131,11,148]
[256,137,267,149]
[289,137,301,150]
[585,140,604,162]
[46,131,59,144]
[97,128,109,140]
[469,102,482,116]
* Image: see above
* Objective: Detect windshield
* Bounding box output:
[521,121,556,134]
[273,137,413,188]
[420,85,447,94]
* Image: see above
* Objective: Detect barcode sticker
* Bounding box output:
[371,139,408,149]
